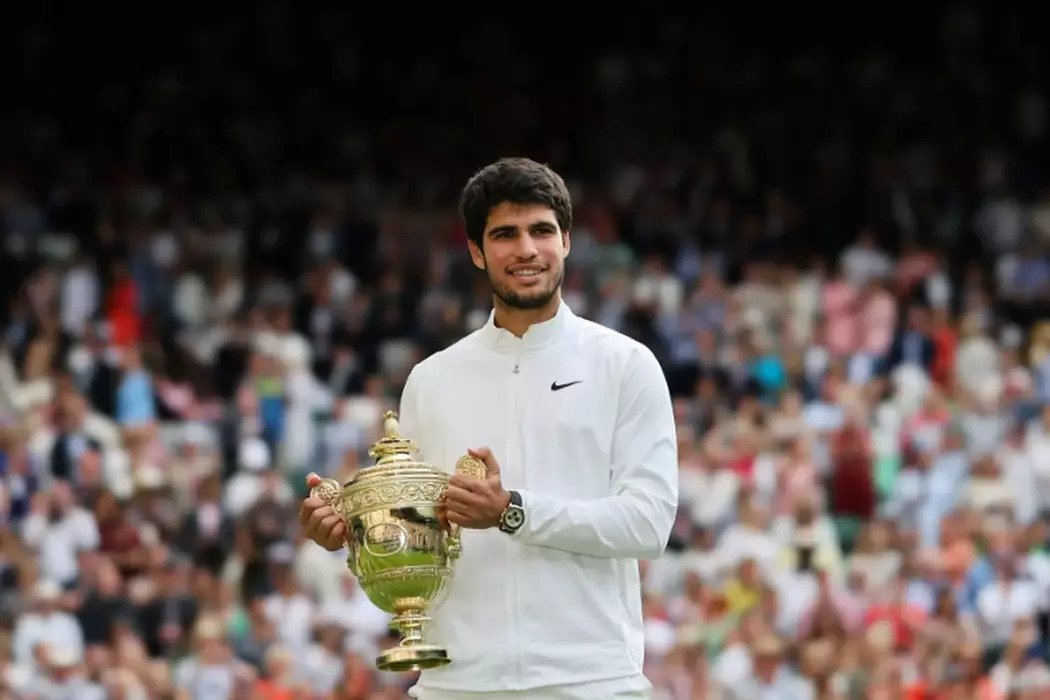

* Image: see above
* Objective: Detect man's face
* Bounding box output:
[467,202,570,311]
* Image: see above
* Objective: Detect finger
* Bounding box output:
[446,508,473,526]
[304,505,335,538]
[445,485,485,509]
[468,447,500,477]
[319,521,347,551]
[449,474,485,492]
[306,472,322,489]
[317,514,346,541]
[298,497,329,527]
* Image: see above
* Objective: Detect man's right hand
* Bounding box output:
[299,473,348,551]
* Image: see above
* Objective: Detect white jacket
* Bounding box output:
[397,301,678,693]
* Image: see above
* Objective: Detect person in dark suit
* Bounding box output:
[133,556,199,658]
[880,304,936,375]
[48,392,104,484]
[70,324,119,418]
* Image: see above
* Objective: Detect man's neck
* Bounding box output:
[492,294,561,338]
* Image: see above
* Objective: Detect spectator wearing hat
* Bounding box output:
[19,644,106,699]
[729,633,810,698]
[20,480,99,589]
[11,579,84,668]
[172,615,254,699]
[261,541,315,655]
[225,436,282,518]
[295,615,348,695]
[251,644,300,699]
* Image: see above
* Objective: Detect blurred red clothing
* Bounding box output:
[863,601,928,650]
[99,519,143,557]
[106,276,142,347]
[729,453,756,484]
[931,324,958,387]
[251,680,294,700]
[904,678,1002,700]
[828,424,875,518]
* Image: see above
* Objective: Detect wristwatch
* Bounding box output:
[498,490,525,534]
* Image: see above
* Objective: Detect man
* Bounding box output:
[880,304,936,376]
[298,157,679,698]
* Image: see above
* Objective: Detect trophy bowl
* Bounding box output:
[310,410,484,672]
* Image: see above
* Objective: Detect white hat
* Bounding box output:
[48,647,80,668]
[238,438,271,472]
[194,615,224,641]
[33,579,61,602]
[134,464,167,490]
[280,335,311,370]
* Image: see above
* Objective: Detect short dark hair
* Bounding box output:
[458,157,572,249]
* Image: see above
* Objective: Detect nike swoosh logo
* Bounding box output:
[550,381,582,391]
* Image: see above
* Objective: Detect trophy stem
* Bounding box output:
[395,610,428,646]
[376,608,451,672]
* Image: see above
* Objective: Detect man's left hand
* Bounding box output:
[443,447,511,529]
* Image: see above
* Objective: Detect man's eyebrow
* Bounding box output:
[487,221,557,234]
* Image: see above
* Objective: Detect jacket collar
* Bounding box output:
[478,299,573,353]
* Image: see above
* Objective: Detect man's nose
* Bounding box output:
[514,233,539,259]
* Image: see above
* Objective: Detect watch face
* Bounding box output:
[504,507,524,529]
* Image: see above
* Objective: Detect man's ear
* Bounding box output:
[562,230,571,259]
[467,239,486,270]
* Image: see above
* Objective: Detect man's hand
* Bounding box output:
[299,473,348,551]
[443,447,511,530]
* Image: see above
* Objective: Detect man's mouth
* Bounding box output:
[508,266,546,278]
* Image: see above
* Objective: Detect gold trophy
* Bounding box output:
[310,410,484,672]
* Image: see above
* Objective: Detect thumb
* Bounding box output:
[467,447,500,477]
[305,472,322,489]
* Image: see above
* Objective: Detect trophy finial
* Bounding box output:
[369,410,418,463]
[383,411,400,438]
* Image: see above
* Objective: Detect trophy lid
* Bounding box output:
[367,410,419,465]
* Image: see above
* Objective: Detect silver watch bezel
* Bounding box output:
[499,501,525,533]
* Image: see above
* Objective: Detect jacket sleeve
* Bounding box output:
[513,346,679,559]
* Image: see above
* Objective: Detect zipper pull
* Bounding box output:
[513,363,520,374]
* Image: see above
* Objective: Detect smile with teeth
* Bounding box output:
[510,267,545,277]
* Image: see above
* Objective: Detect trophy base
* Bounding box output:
[377,644,451,672]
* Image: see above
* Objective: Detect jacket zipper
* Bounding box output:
[508,345,524,687]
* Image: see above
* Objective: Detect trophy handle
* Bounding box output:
[310,477,342,507]
[454,455,487,480]
[346,550,360,577]
[310,477,357,573]
[445,523,462,560]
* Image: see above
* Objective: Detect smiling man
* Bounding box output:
[299,157,678,699]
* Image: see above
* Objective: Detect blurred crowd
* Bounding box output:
[3,4,1050,699]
